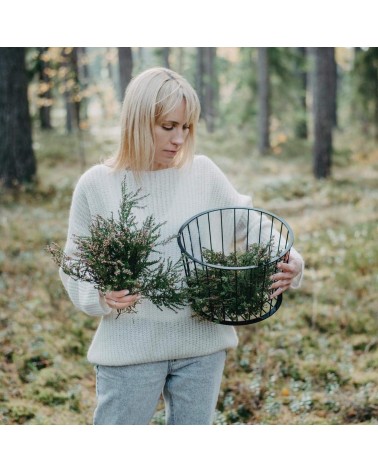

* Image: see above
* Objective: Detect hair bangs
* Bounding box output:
[183,89,201,126]
[155,82,185,123]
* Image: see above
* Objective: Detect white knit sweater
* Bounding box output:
[60,155,304,366]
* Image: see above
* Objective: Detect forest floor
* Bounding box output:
[0,122,377,425]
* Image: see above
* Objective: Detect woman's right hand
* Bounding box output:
[101,289,141,311]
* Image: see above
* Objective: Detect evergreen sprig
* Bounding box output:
[46,178,187,318]
[184,239,277,323]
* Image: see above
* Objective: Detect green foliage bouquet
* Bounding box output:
[184,239,276,324]
[46,179,187,318]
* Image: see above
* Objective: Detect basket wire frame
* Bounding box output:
[177,207,294,325]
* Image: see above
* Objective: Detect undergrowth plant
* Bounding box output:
[46,178,187,318]
[184,239,277,323]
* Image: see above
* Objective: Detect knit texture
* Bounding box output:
[60,155,304,366]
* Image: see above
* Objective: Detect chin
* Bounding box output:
[154,157,176,169]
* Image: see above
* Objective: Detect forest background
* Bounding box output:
[0,46,377,429]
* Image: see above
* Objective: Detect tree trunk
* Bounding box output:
[71,48,81,129]
[196,48,205,119]
[313,47,334,179]
[118,47,133,101]
[37,47,53,130]
[330,50,338,128]
[163,48,170,69]
[77,47,90,123]
[203,47,217,133]
[257,47,270,155]
[375,60,378,143]
[0,47,36,188]
[294,47,308,139]
[138,47,146,70]
[306,47,316,119]
[61,47,80,133]
[106,47,114,80]
[177,47,184,74]
[352,47,378,141]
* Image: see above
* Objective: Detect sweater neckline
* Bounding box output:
[129,166,179,174]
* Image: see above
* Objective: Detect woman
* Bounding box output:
[60,67,304,425]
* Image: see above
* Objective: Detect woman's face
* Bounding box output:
[153,100,190,170]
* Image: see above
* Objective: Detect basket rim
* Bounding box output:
[177,206,294,270]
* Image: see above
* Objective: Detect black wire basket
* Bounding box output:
[177,207,294,326]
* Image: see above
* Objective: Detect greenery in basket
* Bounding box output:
[46,178,187,318]
[184,238,277,323]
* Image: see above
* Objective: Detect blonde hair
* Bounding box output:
[108,67,201,172]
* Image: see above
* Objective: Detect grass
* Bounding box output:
[0,122,377,424]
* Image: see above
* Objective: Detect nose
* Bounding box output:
[171,128,185,146]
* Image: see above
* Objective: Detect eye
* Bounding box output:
[162,125,174,131]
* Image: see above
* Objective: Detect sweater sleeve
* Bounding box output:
[59,175,112,317]
[200,155,304,288]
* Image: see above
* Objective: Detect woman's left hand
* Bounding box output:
[269,256,302,299]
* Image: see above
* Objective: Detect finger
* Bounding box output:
[270,272,293,283]
[277,262,295,273]
[270,281,290,292]
[105,291,132,303]
[270,273,293,291]
[107,295,141,309]
[270,286,283,299]
[270,285,288,299]
[115,292,140,302]
[270,275,291,290]
[110,289,130,299]
[123,294,141,303]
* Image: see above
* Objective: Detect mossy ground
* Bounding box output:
[1,123,377,424]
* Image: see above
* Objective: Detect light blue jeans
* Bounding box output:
[93,350,226,425]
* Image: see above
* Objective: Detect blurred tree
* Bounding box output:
[352,47,378,141]
[269,47,306,142]
[77,47,90,123]
[163,48,170,69]
[294,47,308,139]
[330,49,338,129]
[0,47,36,188]
[176,47,185,74]
[313,47,335,179]
[203,47,217,133]
[195,48,217,132]
[118,47,133,101]
[37,47,53,130]
[137,47,147,71]
[104,47,121,102]
[106,47,114,80]
[154,47,171,69]
[196,47,205,119]
[308,47,338,135]
[60,47,81,133]
[234,48,311,142]
[257,47,270,154]
[231,47,256,127]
